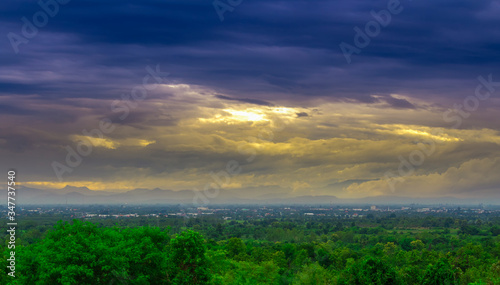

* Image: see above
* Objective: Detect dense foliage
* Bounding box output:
[2,212,500,284]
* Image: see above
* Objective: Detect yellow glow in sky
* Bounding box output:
[138,139,156,147]
[198,105,301,125]
[270,107,296,114]
[71,135,118,149]
[395,129,461,142]
[199,108,270,124]
[223,109,268,122]
[22,181,137,191]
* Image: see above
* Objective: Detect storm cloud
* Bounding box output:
[1,0,500,199]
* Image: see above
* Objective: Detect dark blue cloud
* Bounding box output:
[215,95,273,106]
[0,0,499,103]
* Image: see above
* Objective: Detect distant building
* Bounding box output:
[371,205,377,210]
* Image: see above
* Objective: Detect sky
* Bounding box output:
[1,0,500,199]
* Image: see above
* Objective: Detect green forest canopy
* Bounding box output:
[2,216,500,284]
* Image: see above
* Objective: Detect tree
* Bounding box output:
[167,230,212,285]
[220,260,280,284]
[411,239,425,251]
[399,237,414,251]
[293,263,333,285]
[422,258,457,285]
[16,220,129,284]
[14,220,171,284]
[225,237,247,260]
[120,226,170,283]
[444,217,455,228]
[338,257,402,285]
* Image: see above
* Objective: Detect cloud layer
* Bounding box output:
[1,0,500,199]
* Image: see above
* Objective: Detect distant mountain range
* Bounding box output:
[2,185,497,205]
